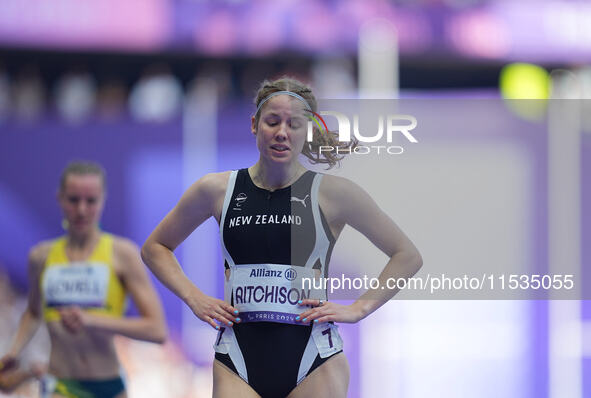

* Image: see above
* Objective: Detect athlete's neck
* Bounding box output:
[67,227,101,249]
[249,161,306,191]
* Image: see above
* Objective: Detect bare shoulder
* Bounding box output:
[198,171,231,198]
[188,171,232,221]
[28,240,53,270]
[181,171,231,204]
[111,235,140,259]
[317,174,362,234]
[318,173,364,203]
[318,173,381,228]
[319,173,353,192]
[110,235,145,279]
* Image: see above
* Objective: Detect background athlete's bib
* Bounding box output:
[42,262,110,308]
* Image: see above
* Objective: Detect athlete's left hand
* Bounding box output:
[296,299,364,324]
[59,306,90,334]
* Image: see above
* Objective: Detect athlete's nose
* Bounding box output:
[275,122,289,141]
[77,200,88,215]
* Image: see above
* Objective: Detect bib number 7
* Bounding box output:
[322,328,333,348]
[312,323,343,358]
[216,327,226,346]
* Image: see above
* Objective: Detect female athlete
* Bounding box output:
[142,77,422,398]
[1,161,167,398]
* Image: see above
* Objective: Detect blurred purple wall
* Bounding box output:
[2,1,591,62]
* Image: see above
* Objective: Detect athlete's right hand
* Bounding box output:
[0,354,18,373]
[186,293,240,330]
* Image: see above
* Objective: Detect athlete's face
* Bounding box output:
[252,95,308,164]
[58,174,105,236]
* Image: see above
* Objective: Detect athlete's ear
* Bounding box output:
[251,116,256,135]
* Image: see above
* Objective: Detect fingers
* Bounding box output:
[313,315,335,323]
[0,356,18,373]
[296,300,335,324]
[59,308,83,334]
[298,299,323,307]
[213,300,241,326]
[213,307,237,327]
[195,299,241,330]
[62,319,81,333]
[296,299,326,323]
[203,312,239,330]
[296,308,327,324]
[220,302,240,320]
[203,316,222,330]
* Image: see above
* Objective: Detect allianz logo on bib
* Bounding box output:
[284,268,297,281]
[249,267,298,281]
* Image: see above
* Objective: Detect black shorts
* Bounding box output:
[214,322,343,397]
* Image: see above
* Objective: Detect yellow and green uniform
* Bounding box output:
[41,376,125,398]
[39,233,128,398]
[41,233,126,321]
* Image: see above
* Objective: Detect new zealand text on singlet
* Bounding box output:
[228,214,303,228]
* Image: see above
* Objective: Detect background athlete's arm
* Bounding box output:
[141,172,238,330]
[0,243,49,368]
[59,238,168,343]
[299,176,423,323]
[0,362,45,393]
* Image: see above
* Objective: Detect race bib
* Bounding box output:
[229,263,325,325]
[42,263,109,308]
[312,322,343,358]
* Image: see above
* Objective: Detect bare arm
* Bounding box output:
[299,176,423,323]
[0,367,33,393]
[2,244,49,362]
[0,362,45,393]
[141,172,238,330]
[342,178,423,318]
[60,238,168,343]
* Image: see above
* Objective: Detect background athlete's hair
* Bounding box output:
[59,160,107,193]
[253,76,357,169]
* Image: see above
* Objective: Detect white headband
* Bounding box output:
[255,90,312,116]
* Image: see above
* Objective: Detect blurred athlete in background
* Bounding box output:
[1,161,167,398]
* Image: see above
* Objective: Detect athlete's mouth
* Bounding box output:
[271,145,290,152]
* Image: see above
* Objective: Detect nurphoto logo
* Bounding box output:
[306,110,418,155]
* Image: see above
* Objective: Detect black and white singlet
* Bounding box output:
[214,168,344,397]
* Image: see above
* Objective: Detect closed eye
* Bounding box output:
[289,116,306,130]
